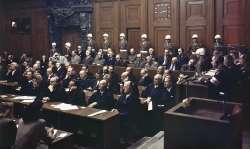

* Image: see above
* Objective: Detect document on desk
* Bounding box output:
[21,99,35,103]
[148,101,153,111]
[12,96,36,101]
[0,95,8,98]
[57,132,68,138]
[88,110,107,117]
[51,103,79,111]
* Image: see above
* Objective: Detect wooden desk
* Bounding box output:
[164,97,242,149]
[176,80,209,101]
[0,94,120,149]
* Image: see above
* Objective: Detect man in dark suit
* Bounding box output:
[138,68,152,87]
[62,67,77,88]
[88,80,114,110]
[15,100,53,149]
[55,62,66,81]
[108,66,120,93]
[77,70,93,90]
[6,62,21,83]
[66,80,86,106]
[181,58,197,72]
[177,48,189,66]
[82,50,94,65]
[0,118,17,149]
[43,76,67,102]
[114,81,141,141]
[167,57,181,71]
[141,74,164,135]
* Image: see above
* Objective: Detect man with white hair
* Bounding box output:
[43,76,67,102]
[88,79,114,110]
[87,33,97,50]
[140,34,150,52]
[102,33,111,50]
[168,57,181,71]
[70,50,81,64]
[6,62,21,83]
[64,42,71,56]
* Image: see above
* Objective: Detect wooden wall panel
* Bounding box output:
[4,0,48,59]
[94,1,119,51]
[180,0,214,51]
[0,2,5,52]
[62,30,80,51]
[127,28,141,52]
[120,0,147,51]
[223,0,246,45]
[148,0,179,55]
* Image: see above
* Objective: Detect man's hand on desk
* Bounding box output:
[16,86,22,91]
[47,128,56,138]
[48,85,54,92]
[111,109,118,113]
[42,97,50,103]
[88,102,97,108]
[139,97,151,104]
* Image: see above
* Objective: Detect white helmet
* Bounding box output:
[120,33,125,37]
[103,33,109,37]
[214,34,222,39]
[52,42,56,46]
[141,34,147,39]
[165,35,171,40]
[87,33,93,38]
[192,34,198,39]
[65,42,71,47]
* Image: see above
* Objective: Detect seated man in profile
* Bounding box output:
[5,62,21,83]
[138,68,152,87]
[88,80,114,110]
[66,80,86,106]
[43,76,67,102]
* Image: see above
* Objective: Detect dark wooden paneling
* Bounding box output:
[148,0,179,55]
[62,30,80,51]
[127,28,141,52]
[4,0,48,59]
[180,0,214,51]
[0,2,6,52]
[94,1,119,51]
[223,0,246,45]
[120,0,147,51]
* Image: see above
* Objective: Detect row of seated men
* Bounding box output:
[1,45,250,137]
[0,100,59,149]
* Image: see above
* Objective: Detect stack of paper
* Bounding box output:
[88,110,107,117]
[51,103,79,111]
[0,95,8,98]
[21,100,35,103]
[12,96,36,101]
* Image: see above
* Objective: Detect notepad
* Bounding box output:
[51,103,79,111]
[57,132,68,138]
[148,101,153,111]
[12,96,36,100]
[21,99,35,103]
[0,95,8,98]
[88,110,107,117]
